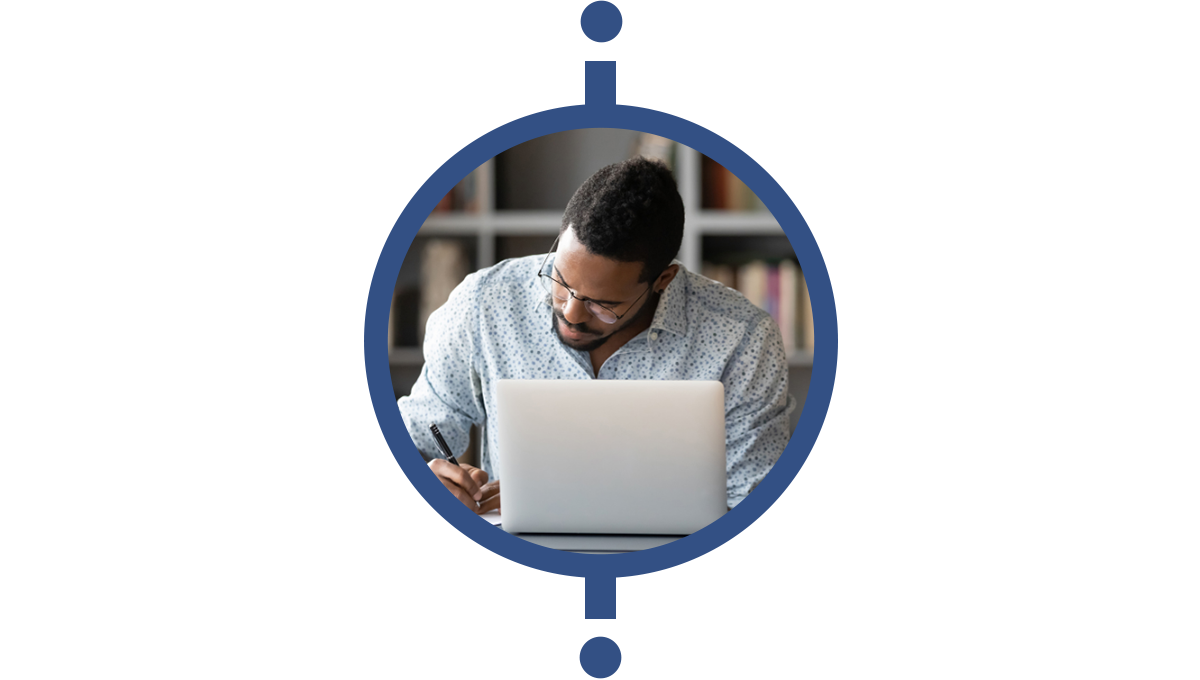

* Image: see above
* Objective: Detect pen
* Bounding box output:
[429,424,460,466]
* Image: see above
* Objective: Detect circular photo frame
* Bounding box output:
[365,104,838,580]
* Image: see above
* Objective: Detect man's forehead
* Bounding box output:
[555,227,644,296]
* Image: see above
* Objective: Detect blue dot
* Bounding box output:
[581,1,622,43]
[579,636,621,678]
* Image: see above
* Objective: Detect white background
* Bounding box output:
[2,0,1198,677]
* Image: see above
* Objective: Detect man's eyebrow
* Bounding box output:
[553,266,622,306]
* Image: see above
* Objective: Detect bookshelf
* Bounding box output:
[390,130,813,435]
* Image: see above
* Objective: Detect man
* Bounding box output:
[398,157,795,513]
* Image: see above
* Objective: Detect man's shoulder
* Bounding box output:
[458,254,542,296]
[429,254,543,338]
[472,254,541,284]
[679,268,774,327]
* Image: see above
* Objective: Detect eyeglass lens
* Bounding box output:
[540,274,618,324]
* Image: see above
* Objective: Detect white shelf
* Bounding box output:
[421,211,782,248]
[420,211,559,237]
[788,349,814,368]
[419,214,485,233]
[491,211,563,232]
[690,212,781,232]
[389,347,424,365]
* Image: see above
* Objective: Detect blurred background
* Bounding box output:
[389,128,814,464]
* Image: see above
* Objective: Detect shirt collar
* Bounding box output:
[530,254,552,312]
[648,259,688,336]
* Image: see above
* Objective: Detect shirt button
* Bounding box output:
[650,332,658,340]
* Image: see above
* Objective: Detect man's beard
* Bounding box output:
[549,290,660,353]
[551,311,611,352]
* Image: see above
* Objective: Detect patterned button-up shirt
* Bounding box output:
[397,254,795,508]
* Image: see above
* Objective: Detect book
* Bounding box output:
[797,270,814,351]
[736,261,768,310]
[778,260,798,352]
[418,240,471,343]
[701,155,730,209]
[700,154,767,211]
[715,259,810,354]
[701,262,737,290]
[632,132,676,170]
[432,189,454,213]
[726,165,749,211]
[430,166,483,214]
[766,265,780,321]
[453,168,480,212]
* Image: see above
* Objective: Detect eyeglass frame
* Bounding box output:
[536,233,656,325]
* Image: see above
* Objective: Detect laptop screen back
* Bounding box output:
[496,379,727,535]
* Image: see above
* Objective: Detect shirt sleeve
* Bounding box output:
[721,313,797,508]
[397,272,486,462]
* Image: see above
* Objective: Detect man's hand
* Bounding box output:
[477,479,500,514]
[428,459,499,514]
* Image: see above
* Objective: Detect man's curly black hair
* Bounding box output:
[560,156,685,284]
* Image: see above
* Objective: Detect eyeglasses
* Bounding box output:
[537,235,652,325]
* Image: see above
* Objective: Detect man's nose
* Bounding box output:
[562,294,591,325]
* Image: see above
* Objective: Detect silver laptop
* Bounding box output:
[496,379,727,548]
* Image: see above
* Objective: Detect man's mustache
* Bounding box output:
[553,310,601,335]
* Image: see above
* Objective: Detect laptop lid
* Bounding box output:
[496,379,727,536]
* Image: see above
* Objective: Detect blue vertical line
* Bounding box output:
[585,575,617,619]
[585,61,616,106]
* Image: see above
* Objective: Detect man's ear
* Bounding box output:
[655,264,680,293]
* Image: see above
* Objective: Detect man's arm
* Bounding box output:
[398,272,495,512]
[721,313,797,508]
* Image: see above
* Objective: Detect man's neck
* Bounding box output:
[588,307,656,376]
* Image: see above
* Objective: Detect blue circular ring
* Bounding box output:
[365,104,838,579]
